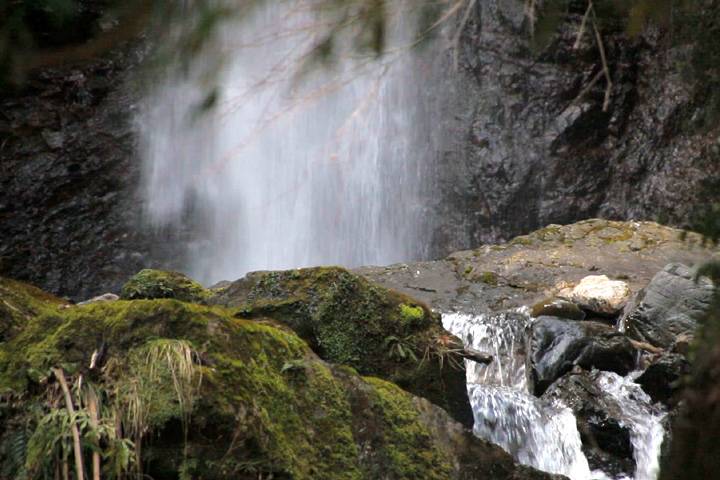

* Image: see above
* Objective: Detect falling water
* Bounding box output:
[139,0,443,284]
[594,371,667,480]
[443,311,667,480]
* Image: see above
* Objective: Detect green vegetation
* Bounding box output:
[121,269,215,303]
[214,267,471,422]
[364,377,454,480]
[0,271,475,479]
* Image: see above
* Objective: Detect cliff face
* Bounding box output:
[0,42,189,300]
[430,0,720,255]
[1,1,719,300]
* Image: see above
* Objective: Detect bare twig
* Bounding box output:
[573,1,593,49]
[591,11,613,112]
[53,368,85,480]
[458,346,493,364]
[525,0,537,37]
[571,69,604,107]
[630,339,663,354]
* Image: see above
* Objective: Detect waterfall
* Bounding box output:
[594,371,667,480]
[138,0,443,285]
[443,311,667,480]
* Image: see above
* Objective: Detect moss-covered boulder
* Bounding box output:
[121,269,215,303]
[0,277,558,480]
[210,267,473,427]
[0,277,67,344]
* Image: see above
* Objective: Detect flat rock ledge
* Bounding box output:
[354,219,718,315]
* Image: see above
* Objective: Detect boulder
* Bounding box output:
[531,297,585,320]
[210,266,474,427]
[562,275,631,316]
[525,316,639,396]
[0,277,560,480]
[635,353,691,406]
[0,277,67,343]
[622,263,715,349]
[543,369,634,478]
[120,269,215,304]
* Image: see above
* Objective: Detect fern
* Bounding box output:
[0,421,32,480]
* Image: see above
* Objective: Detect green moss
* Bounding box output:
[364,377,453,480]
[471,271,498,285]
[463,265,474,275]
[215,267,470,425]
[510,236,535,246]
[399,304,425,325]
[121,269,214,303]
[0,277,66,345]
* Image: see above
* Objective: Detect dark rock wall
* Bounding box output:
[2,0,720,299]
[431,0,720,255]
[0,44,186,300]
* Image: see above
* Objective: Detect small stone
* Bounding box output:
[568,275,631,316]
[77,293,119,306]
[531,296,585,320]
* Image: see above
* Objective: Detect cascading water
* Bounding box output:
[443,311,667,480]
[139,0,443,284]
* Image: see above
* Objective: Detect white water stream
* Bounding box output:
[443,311,667,480]
[139,0,444,285]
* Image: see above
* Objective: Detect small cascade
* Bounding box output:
[443,311,529,389]
[442,310,666,480]
[468,385,594,480]
[594,372,667,480]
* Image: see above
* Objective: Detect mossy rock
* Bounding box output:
[0,277,67,344]
[531,297,585,320]
[121,269,214,303]
[210,267,473,427]
[0,277,556,480]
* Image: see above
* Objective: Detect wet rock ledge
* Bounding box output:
[354,219,717,315]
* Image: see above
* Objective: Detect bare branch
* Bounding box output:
[591,10,613,112]
[53,368,85,480]
[573,1,592,49]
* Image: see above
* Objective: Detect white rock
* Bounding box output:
[568,275,631,316]
[77,293,120,306]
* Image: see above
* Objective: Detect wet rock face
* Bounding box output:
[543,369,635,478]
[635,353,691,406]
[623,263,715,349]
[0,44,192,301]
[431,0,720,256]
[525,316,639,396]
